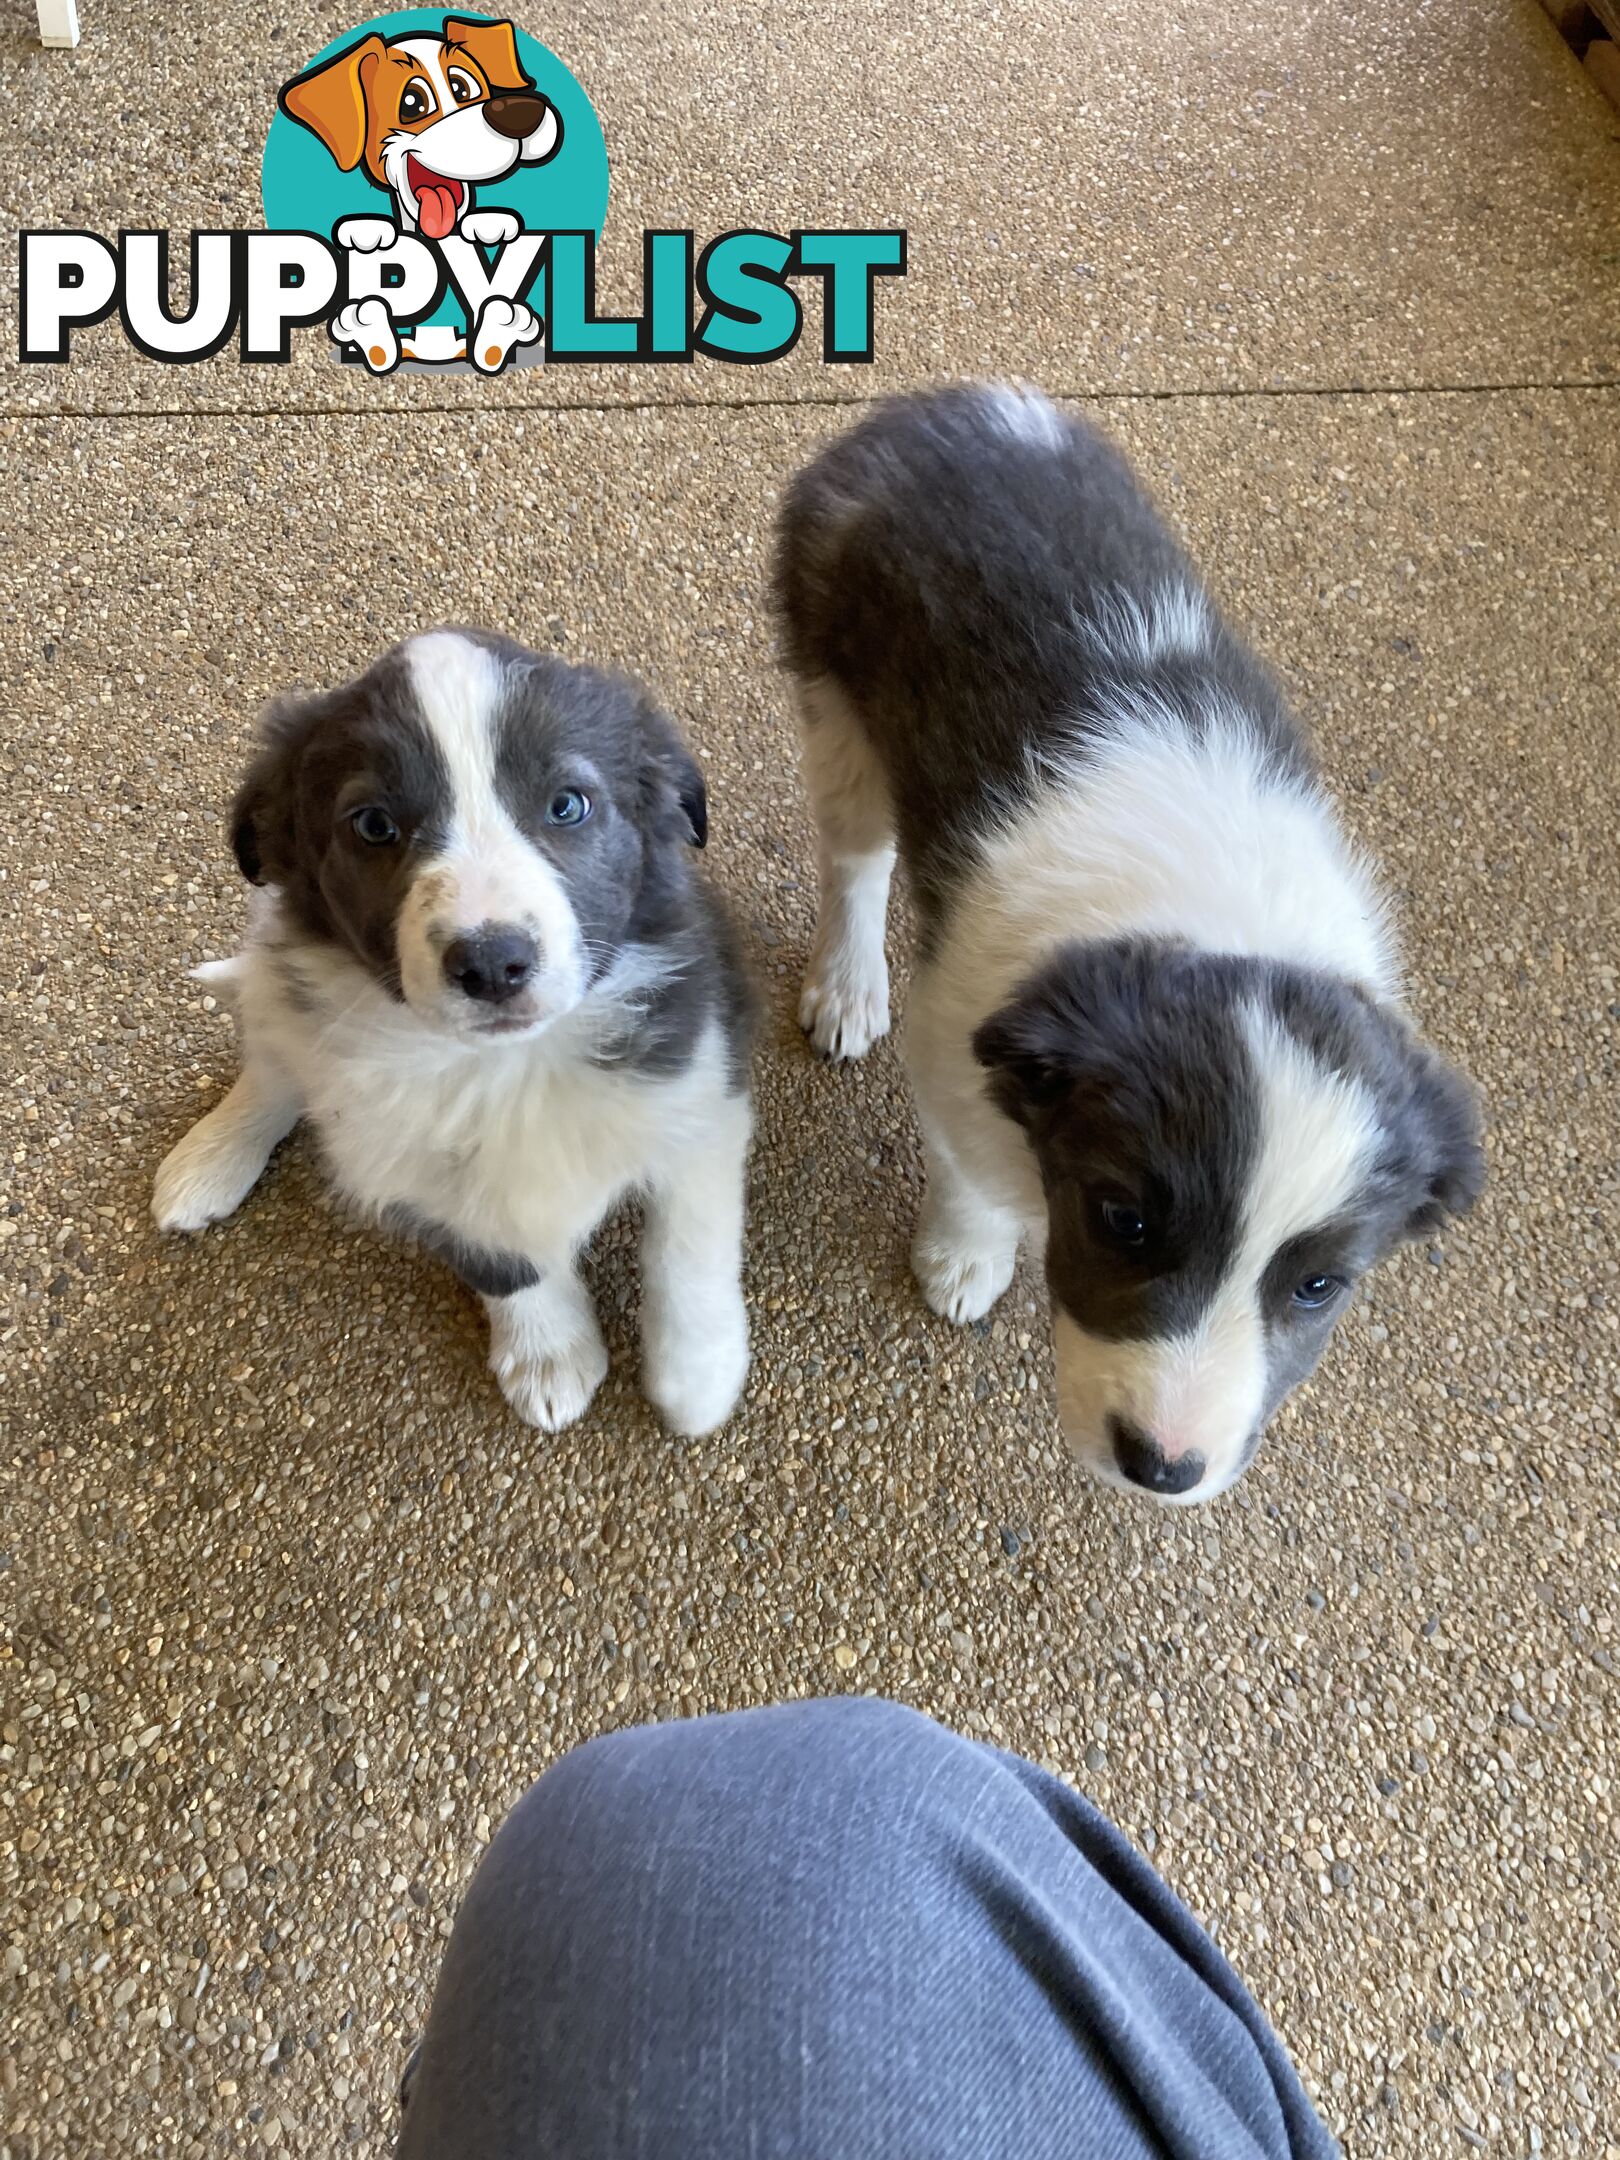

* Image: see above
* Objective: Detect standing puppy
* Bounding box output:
[775,384,1483,1503]
[153,631,753,1439]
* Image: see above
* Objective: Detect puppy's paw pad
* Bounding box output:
[798,970,890,1063]
[492,1334,608,1433]
[913,1241,1015,1325]
[460,209,521,245]
[644,1315,749,1438]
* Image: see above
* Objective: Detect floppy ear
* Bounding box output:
[975,938,1154,1126]
[278,34,386,172]
[444,16,532,92]
[635,696,708,848]
[674,756,708,848]
[228,697,311,887]
[1392,1036,1485,1238]
[230,785,265,884]
[973,974,1084,1127]
[973,938,1228,1133]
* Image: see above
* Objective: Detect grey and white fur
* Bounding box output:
[774,382,1483,1504]
[153,629,755,1438]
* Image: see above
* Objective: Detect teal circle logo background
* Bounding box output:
[261,10,609,242]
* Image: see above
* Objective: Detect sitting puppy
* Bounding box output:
[774,383,1483,1503]
[153,630,753,1439]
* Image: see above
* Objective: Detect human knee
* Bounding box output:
[517,1696,967,1883]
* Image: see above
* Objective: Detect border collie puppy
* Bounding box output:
[774,384,1483,1504]
[153,630,754,1438]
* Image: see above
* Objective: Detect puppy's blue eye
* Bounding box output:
[1293,1273,1343,1310]
[1098,1198,1147,1249]
[545,789,592,828]
[350,806,400,847]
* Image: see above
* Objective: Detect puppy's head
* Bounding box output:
[975,939,1484,1504]
[279,17,560,237]
[232,630,706,1045]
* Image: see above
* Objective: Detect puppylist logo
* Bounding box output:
[18,10,906,375]
[270,10,583,372]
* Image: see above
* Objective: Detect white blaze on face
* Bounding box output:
[397,631,585,1035]
[380,38,527,235]
[398,36,456,105]
[1055,1004,1380,1502]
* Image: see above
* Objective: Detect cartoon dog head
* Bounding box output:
[279,16,562,240]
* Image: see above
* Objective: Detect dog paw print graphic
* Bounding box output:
[264,10,609,374]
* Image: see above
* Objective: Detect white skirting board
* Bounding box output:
[37,0,82,47]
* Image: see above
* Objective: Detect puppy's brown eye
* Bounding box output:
[350,806,400,847]
[1096,1196,1147,1249]
[447,68,481,104]
[399,79,434,123]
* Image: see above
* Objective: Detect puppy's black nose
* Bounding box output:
[483,92,550,140]
[1109,1416,1205,1496]
[444,928,537,1005]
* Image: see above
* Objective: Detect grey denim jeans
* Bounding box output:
[397,1696,1340,2159]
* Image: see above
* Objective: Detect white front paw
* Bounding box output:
[490,1326,608,1433]
[912,1233,1016,1325]
[335,216,397,253]
[331,298,399,374]
[460,209,521,246]
[152,1121,261,1234]
[471,295,541,374]
[644,1298,749,1437]
[799,963,890,1063]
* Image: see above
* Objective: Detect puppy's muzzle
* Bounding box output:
[484,93,550,141]
[443,925,538,1006]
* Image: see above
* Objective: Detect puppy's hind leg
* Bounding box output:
[796,677,896,1063]
[152,1054,301,1234]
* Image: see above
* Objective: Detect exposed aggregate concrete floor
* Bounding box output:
[1,5,1618,2158]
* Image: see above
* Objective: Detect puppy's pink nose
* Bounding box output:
[1108,1416,1205,1496]
[484,92,550,141]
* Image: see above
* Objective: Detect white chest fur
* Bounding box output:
[233,918,723,1267]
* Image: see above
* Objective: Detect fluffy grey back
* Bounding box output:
[773,383,1312,922]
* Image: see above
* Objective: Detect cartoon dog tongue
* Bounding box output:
[415,176,460,240]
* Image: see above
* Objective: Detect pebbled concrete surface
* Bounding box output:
[2,393,1618,2156]
[2,4,1619,2159]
